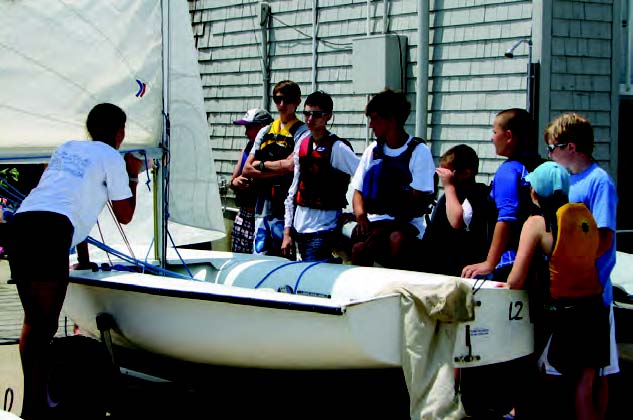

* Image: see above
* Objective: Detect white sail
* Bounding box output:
[0,1,163,157]
[0,0,226,250]
[165,0,225,237]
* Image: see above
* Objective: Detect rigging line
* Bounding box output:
[254,260,304,289]
[0,184,24,207]
[293,260,327,294]
[95,221,114,267]
[85,236,195,280]
[472,276,488,295]
[105,202,136,262]
[166,230,194,279]
[0,175,25,200]
[143,238,154,268]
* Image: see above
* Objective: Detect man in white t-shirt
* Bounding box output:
[281,90,360,262]
[350,89,435,269]
[7,103,142,420]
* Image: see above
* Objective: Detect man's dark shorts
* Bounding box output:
[7,211,73,283]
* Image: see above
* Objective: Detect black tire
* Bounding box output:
[46,335,118,419]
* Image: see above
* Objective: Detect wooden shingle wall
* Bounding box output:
[187,1,571,198]
[546,0,617,173]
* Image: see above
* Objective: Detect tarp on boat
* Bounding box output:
[378,278,473,420]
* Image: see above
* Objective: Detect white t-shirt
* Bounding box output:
[284,135,360,233]
[350,136,435,238]
[17,140,132,246]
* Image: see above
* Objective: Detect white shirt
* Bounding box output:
[284,135,360,233]
[350,136,435,238]
[18,140,132,246]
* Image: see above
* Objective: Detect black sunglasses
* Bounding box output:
[547,143,568,153]
[272,95,296,105]
[302,110,329,118]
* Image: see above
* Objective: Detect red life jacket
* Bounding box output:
[296,134,353,210]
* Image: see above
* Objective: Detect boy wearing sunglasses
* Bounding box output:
[242,80,308,258]
[544,113,619,417]
[281,91,359,261]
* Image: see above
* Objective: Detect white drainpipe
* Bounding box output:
[415,0,429,139]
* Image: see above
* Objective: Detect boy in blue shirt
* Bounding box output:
[545,112,618,417]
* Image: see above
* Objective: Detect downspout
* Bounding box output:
[365,0,372,148]
[260,3,271,109]
[312,0,318,92]
[624,2,633,93]
[383,0,389,34]
[415,0,429,139]
[367,0,371,36]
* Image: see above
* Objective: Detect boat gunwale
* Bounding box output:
[68,273,349,316]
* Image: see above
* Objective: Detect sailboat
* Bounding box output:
[1,1,533,417]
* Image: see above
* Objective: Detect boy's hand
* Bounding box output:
[461,261,494,279]
[353,213,370,238]
[124,152,144,177]
[231,175,251,191]
[281,229,294,258]
[435,167,455,187]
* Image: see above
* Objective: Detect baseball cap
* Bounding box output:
[525,161,570,197]
[233,108,273,126]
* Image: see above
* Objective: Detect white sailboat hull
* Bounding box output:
[64,250,534,370]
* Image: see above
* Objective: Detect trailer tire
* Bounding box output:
[46,335,117,419]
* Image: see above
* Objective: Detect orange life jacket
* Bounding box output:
[549,203,603,299]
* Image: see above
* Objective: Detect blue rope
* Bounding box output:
[167,230,194,278]
[0,175,25,200]
[253,260,304,289]
[293,260,327,294]
[85,236,195,281]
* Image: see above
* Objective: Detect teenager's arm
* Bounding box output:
[507,217,543,289]
[443,184,464,229]
[243,153,294,179]
[111,153,142,224]
[597,227,614,257]
[436,167,463,229]
[230,146,250,191]
[461,221,511,278]
[353,190,369,236]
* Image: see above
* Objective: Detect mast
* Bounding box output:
[156,0,170,268]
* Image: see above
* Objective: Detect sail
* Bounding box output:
[0,0,225,251]
[166,0,225,238]
[0,1,163,158]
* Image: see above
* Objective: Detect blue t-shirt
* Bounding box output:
[490,160,530,269]
[569,162,617,306]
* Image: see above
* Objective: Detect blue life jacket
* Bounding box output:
[361,137,423,220]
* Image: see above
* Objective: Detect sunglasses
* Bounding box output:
[272,95,296,105]
[547,143,568,153]
[302,110,329,118]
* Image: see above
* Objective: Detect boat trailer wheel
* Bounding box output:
[46,335,118,418]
